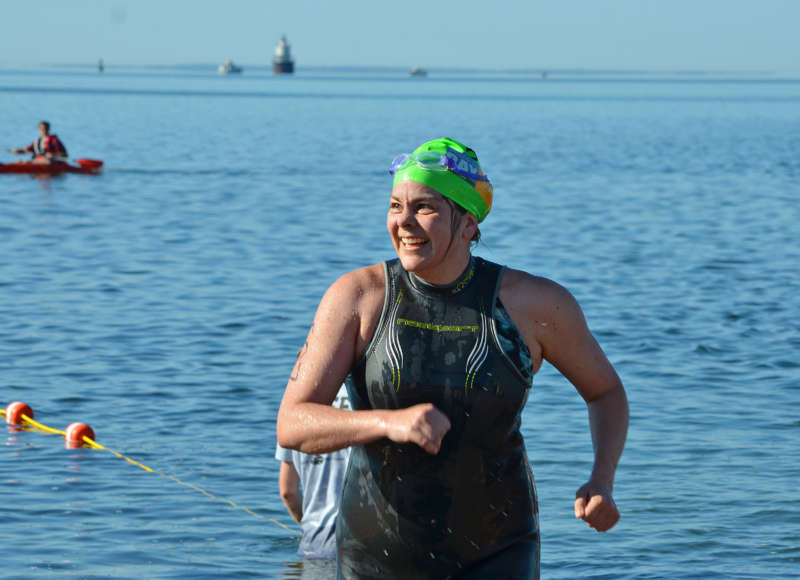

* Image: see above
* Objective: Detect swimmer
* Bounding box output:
[277,137,629,579]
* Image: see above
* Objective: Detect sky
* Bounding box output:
[1,0,798,73]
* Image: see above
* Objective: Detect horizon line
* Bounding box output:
[0,62,791,77]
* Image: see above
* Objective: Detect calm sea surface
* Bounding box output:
[1,65,798,579]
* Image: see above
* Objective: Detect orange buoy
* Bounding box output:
[65,422,95,448]
[5,401,33,425]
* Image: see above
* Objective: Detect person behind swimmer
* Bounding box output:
[275,383,351,560]
[11,121,68,163]
[276,137,629,579]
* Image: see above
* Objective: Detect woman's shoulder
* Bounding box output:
[321,263,386,351]
[330,263,385,294]
[499,266,581,315]
[320,263,386,315]
[500,266,569,295]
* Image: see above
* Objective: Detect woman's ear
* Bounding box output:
[461,213,478,242]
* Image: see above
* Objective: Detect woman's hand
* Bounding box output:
[574,480,620,532]
[384,403,451,454]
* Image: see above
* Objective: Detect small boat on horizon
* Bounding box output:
[273,35,295,74]
[409,66,427,77]
[218,59,243,74]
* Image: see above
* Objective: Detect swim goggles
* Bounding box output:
[389,148,491,186]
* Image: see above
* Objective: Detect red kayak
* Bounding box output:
[0,158,104,175]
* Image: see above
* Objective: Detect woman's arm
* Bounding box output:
[276,265,451,455]
[574,383,628,531]
[502,271,629,531]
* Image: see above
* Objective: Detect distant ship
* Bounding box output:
[273,35,295,74]
[218,58,243,74]
[409,66,427,77]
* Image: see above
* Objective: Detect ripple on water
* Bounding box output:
[2,72,800,578]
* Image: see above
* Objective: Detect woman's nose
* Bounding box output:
[397,206,416,228]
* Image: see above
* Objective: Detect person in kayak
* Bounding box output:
[11,121,69,163]
[276,137,629,579]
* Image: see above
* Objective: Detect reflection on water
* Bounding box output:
[280,558,337,579]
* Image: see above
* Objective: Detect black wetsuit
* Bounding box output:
[338,257,539,579]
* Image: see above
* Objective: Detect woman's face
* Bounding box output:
[387,180,474,284]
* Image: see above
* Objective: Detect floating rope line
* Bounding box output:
[3,401,298,536]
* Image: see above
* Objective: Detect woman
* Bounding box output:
[277,137,628,579]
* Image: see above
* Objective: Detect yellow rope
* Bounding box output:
[80,436,155,472]
[21,414,66,436]
[3,404,300,537]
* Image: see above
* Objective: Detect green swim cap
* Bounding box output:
[390,137,493,223]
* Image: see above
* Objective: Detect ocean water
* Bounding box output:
[1,65,799,579]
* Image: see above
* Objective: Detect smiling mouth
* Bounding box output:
[401,237,427,247]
